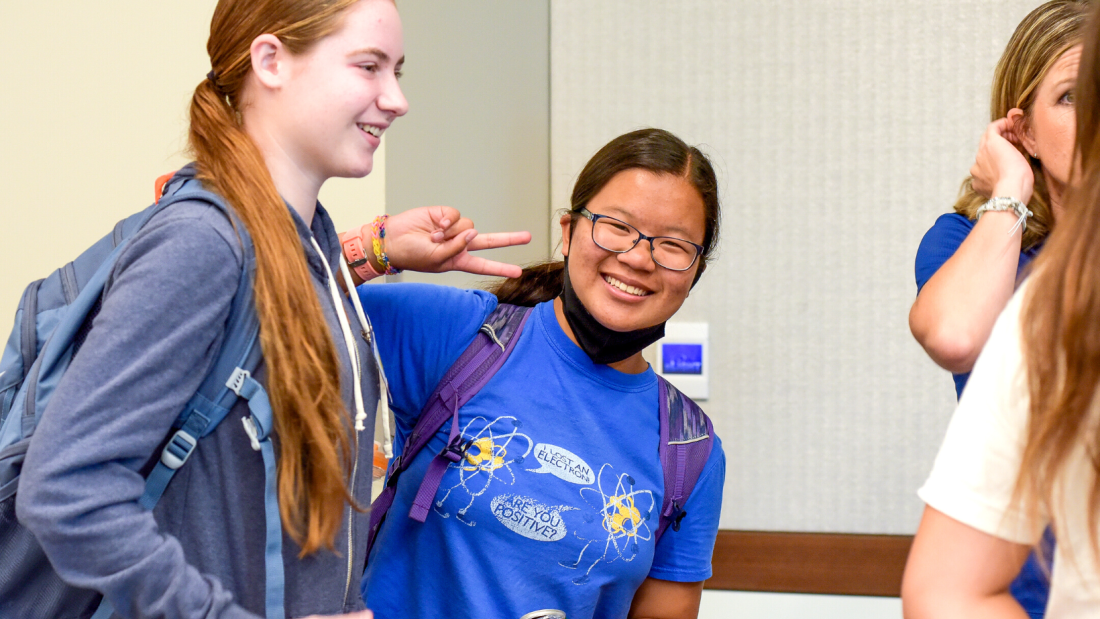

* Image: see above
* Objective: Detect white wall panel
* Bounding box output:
[552,0,1040,533]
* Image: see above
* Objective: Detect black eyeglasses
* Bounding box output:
[578,208,704,271]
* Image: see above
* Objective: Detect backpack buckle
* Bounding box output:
[241,416,262,451]
[440,435,471,463]
[161,429,198,470]
[670,501,687,532]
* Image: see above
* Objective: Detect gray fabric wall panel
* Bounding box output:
[552,1,1040,534]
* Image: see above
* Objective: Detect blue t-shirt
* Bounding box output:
[914,212,1048,619]
[358,283,724,619]
[914,213,1041,398]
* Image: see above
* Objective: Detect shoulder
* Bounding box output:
[358,282,497,325]
[113,198,245,276]
[358,284,501,418]
[103,199,245,325]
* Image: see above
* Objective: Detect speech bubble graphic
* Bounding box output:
[525,443,594,485]
[490,494,575,542]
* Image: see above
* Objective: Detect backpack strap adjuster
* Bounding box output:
[440,435,471,463]
[226,367,251,397]
[160,429,198,470]
[385,455,403,488]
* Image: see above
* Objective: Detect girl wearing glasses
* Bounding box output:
[357,128,725,619]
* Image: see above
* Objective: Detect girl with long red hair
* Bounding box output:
[14,1,526,618]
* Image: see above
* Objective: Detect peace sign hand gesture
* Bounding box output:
[384,206,532,278]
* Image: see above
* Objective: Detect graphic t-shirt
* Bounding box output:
[358,283,724,619]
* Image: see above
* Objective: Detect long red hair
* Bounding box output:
[190,0,364,555]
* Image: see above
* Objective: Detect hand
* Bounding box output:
[969,113,1034,203]
[383,206,532,277]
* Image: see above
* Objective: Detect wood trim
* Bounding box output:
[704,530,914,597]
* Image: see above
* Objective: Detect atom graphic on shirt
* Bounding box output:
[434,415,533,526]
[560,463,655,585]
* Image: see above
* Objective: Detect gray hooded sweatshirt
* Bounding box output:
[17,190,380,619]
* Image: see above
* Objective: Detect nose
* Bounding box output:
[617,239,656,272]
[380,75,409,118]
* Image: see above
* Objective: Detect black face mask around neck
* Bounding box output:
[559,262,665,365]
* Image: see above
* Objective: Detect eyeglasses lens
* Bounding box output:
[591,218,698,271]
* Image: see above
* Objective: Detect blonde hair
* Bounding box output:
[191,0,364,555]
[953,0,1089,250]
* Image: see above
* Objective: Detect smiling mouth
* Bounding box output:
[358,124,384,138]
[604,275,651,297]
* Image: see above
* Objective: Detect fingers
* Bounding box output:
[431,216,475,243]
[432,227,479,262]
[989,117,1013,137]
[466,231,532,251]
[452,254,525,278]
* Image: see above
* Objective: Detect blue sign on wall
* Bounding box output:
[662,343,703,375]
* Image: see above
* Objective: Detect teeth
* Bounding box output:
[604,275,649,297]
[359,124,383,138]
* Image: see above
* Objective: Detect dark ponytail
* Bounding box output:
[491,128,721,304]
[491,261,564,306]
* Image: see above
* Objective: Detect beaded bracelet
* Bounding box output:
[369,214,402,275]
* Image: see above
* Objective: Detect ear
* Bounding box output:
[559,213,573,258]
[1007,108,1037,157]
[250,34,289,90]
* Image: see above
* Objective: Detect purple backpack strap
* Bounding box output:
[655,377,714,543]
[366,303,532,555]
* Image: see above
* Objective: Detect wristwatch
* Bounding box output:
[338,226,382,280]
[976,197,1033,231]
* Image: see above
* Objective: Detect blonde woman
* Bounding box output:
[903,2,1100,615]
[908,3,1087,615]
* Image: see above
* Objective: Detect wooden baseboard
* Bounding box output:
[704,530,914,597]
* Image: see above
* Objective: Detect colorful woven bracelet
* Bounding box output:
[369,214,402,275]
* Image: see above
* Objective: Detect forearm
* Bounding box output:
[910,210,1024,373]
[628,578,703,619]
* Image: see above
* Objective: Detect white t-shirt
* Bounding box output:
[919,283,1100,618]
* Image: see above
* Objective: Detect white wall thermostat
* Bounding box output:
[655,322,708,400]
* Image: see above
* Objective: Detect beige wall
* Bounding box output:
[1,2,385,321]
[387,0,550,290]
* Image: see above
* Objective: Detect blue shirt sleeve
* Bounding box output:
[648,435,725,582]
[914,213,974,294]
[356,283,498,430]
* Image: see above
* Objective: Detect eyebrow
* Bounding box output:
[599,205,696,238]
[348,47,405,67]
